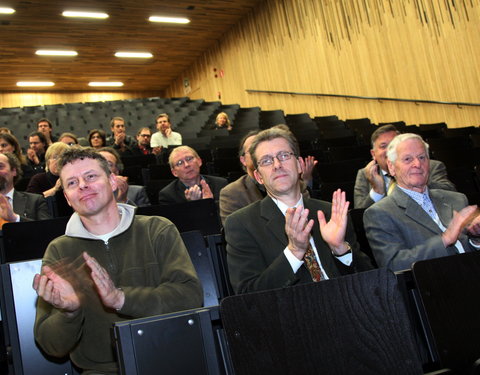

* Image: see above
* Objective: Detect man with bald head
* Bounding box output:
[158,145,227,205]
[364,133,480,271]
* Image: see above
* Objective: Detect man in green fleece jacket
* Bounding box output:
[33,147,203,374]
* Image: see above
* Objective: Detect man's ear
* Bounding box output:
[109,173,118,192]
[240,155,247,168]
[370,149,376,160]
[253,169,264,185]
[387,160,395,176]
[171,168,178,178]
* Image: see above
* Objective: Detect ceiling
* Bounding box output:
[0,0,262,92]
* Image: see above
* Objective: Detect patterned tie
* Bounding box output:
[303,244,323,282]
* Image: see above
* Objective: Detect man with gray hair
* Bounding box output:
[354,124,455,209]
[158,145,227,205]
[364,133,480,271]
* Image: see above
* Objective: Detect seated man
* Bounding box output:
[224,127,372,294]
[219,129,316,225]
[27,131,48,173]
[150,113,182,153]
[33,147,203,374]
[98,147,151,207]
[364,133,480,271]
[158,145,228,205]
[106,117,136,154]
[0,152,50,222]
[130,127,160,156]
[37,118,57,146]
[354,124,455,209]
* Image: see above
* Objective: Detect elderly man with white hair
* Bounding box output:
[364,133,480,271]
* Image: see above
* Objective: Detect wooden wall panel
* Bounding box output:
[0,91,163,109]
[166,0,480,127]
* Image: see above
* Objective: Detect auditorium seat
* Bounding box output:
[259,109,286,129]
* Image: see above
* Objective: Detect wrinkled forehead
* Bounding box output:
[255,137,293,158]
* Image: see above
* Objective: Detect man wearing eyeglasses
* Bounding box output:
[131,127,160,156]
[224,127,372,294]
[158,145,228,205]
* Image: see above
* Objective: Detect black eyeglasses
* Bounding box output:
[258,151,295,167]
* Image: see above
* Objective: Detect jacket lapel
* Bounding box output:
[391,186,443,234]
[12,191,26,219]
[260,196,288,247]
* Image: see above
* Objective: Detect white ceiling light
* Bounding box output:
[36,50,78,56]
[62,11,109,19]
[149,16,190,24]
[115,52,153,58]
[88,82,124,87]
[0,7,15,14]
[17,82,55,87]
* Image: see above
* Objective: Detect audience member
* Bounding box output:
[58,132,78,145]
[98,147,151,207]
[220,129,317,224]
[131,127,159,156]
[224,127,372,294]
[214,112,232,131]
[27,131,48,173]
[106,117,135,154]
[364,133,480,271]
[88,129,106,149]
[37,118,57,146]
[0,127,12,134]
[26,142,69,197]
[0,133,34,180]
[151,113,182,153]
[0,152,50,222]
[33,147,202,373]
[158,145,227,205]
[354,124,455,209]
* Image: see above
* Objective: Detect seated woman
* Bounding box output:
[58,132,78,146]
[214,112,232,131]
[88,129,106,149]
[0,132,35,181]
[26,142,69,197]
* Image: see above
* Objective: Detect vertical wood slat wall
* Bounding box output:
[166,0,480,127]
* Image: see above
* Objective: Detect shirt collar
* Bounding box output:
[5,188,14,201]
[271,195,303,216]
[398,185,429,206]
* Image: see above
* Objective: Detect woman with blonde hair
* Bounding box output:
[26,142,69,197]
[214,112,232,131]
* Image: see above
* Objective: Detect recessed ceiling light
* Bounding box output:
[62,11,109,19]
[114,52,153,58]
[0,7,15,14]
[17,82,55,87]
[149,16,190,24]
[88,82,124,87]
[36,50,78,56]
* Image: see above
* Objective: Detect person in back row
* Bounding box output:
[106,117,136,154]
[158,145,227,205]
[354,124,455,209]
[150,113,182,153]
[33,147,202,374]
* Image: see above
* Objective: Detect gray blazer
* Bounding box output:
[354,159,456,209]
[225,196,373,294]
[364,186,475,271]
[126,185,150,207]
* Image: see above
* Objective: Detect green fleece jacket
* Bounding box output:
[34,206,203,374]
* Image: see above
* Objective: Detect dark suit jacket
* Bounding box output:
[13,190,51,221]
[225,196,373,294]
[364,186,474,271]
[354,159,456,209]
[126,185,151,207]
[158,175,228,205]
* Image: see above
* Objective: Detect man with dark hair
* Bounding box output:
[364,133,480,271]
[225,127,372,294]
[106,117,136,154]
[158,145,228,205]
[354,124,455,208]
[150,113,182,153]
[33,147,202,374]
[37,118,57,146]
[0,152,50,222]
[98,147,151,207]
[130,127,160,156]
[27,131,48,172]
